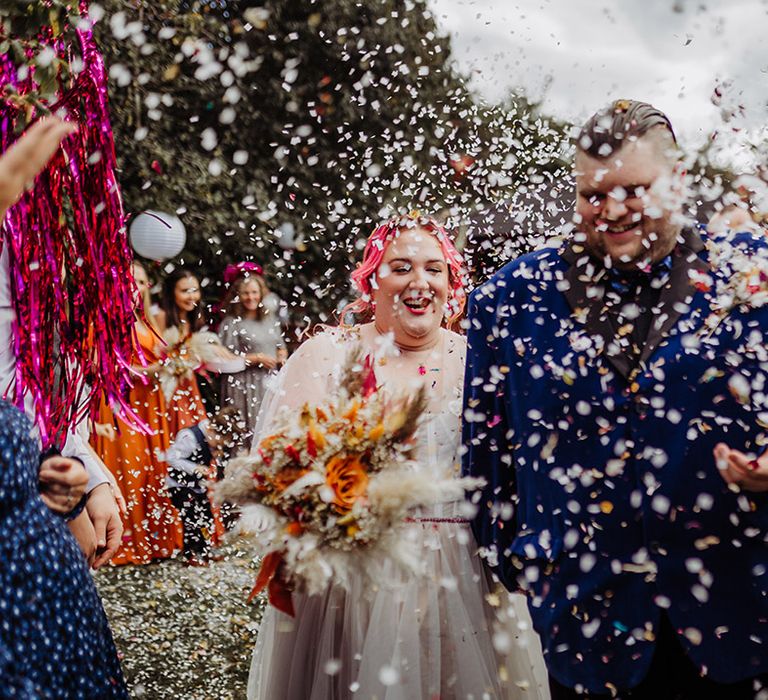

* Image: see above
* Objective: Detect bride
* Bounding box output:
[242,214,548,699]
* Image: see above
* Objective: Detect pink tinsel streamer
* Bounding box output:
[0,9,147,445]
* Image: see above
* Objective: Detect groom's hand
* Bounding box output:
[713,443,768,492]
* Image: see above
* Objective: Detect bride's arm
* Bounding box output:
[276,333,341,409]
[247,330,346,446]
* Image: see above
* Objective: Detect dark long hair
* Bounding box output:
[160,268,207,332]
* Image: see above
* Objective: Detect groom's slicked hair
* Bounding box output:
[577,99,678,160]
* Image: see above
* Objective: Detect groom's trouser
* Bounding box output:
[548,614,767,699]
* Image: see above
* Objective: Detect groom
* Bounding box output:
[463,100,768,698]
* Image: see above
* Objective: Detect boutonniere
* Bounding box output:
[696,238,768,337]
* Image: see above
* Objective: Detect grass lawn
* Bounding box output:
[95,544,264,699]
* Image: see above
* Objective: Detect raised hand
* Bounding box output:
[0,117,77,220]
[714,443,768,492]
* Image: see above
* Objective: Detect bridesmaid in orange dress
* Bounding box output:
[92,261,183,565]
[155,268,227,546]
[154,268,209,436]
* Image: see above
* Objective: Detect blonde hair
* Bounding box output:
[226,274,270,321]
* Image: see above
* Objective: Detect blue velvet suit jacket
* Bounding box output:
[462,228,768,692]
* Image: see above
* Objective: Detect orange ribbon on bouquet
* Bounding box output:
[247,551,295,617]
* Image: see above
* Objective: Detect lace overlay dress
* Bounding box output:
[219,314,283,434]
[245,328,548,699]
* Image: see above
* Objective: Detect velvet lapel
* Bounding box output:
[560,240,634,379]
[559,228,709,381]
[639,228,708,365]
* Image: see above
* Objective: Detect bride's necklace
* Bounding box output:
[393,334,444,387]
[413,347,440,377]
[367,324,445,394]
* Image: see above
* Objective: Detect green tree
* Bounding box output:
[96,0,569,324]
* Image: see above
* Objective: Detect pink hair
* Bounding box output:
[343,214,467,328]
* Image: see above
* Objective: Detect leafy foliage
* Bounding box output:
[93,0,570,325]
[0,1,85,118]
[4,0,741,327]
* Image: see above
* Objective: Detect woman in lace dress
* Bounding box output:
[244,215,549,699]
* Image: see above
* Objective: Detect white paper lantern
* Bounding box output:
[129,210,186,261]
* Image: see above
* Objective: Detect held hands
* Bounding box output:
[0,118,77,220]
[68,510,99,568]
[714,443,768,492]
[39,455,88,514]
[40,457,122,567]
[246,353,278,370]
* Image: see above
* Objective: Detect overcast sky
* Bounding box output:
[429,0,768,169]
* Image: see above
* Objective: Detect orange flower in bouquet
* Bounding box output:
[325,455,369,513]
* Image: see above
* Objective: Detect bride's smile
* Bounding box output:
[371,227,450,347]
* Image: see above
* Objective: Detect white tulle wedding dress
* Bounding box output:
[244,326,549,699]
